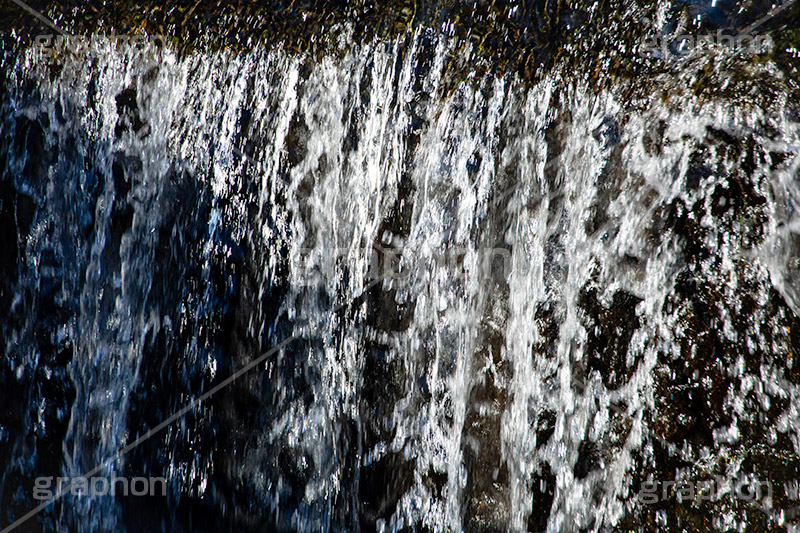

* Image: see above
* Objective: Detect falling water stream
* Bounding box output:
[1,16,800,533]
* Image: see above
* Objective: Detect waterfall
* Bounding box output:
[2,19,800,533]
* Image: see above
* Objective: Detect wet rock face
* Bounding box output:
[615,126,800,531]
[3,0,800,97]
[3,2,800,532]
[0,108,77,526]
[579,287,642,390]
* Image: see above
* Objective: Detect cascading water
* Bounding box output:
[1,6,800,532]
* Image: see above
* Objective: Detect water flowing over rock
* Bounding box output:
[2,1,800,531]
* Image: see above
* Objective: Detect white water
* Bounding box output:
[3,28,800,531]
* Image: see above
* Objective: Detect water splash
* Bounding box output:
[1,26,800,532]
